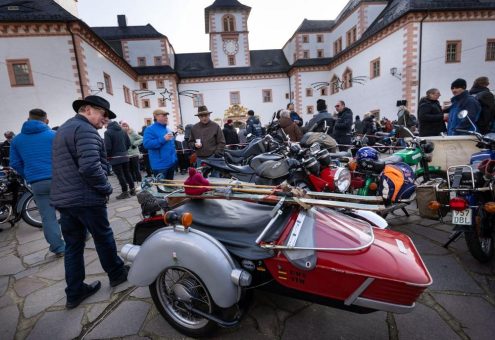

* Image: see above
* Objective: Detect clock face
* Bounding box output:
[223,40,239,55]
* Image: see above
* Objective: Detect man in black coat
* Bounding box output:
[223,119,240,146]
[333,100,353,151]
[51,95,128,309]
[104,120,135,199]
[418,88,447,136]
[304,99,335,134]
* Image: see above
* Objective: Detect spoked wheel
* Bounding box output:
[464,210,494,263]
[150,267,217,337]
[21,195,42,228]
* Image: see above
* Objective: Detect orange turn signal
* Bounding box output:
[348,160,357,172]
[181,212,193,228]
[369,182,378,191]
[428,200,441,211]
[484,202,495,214]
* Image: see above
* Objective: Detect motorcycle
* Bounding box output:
[0,167,42,229]
[429,110,495,262]
[121,190,432,337]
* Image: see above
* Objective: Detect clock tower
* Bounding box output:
[205,0,251,68]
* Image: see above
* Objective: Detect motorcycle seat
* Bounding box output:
[328,151,352,158]
[224,152,244,165]
[173,199,292,260]
[382,155,403,164]
[225,148,246,158]
[226,162,256,174]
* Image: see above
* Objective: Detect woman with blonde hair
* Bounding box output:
[121,121,143,183]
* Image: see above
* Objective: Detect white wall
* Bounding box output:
[126,39,162,67]
[0,36,77,132]
[332,10,360,51]
[178,77,290,126]
[420,20,495,105]
[283,38,296,64]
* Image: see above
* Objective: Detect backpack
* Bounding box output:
[378,162,416,203]
[473,91,495,134]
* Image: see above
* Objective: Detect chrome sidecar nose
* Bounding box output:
[121,244,141,262]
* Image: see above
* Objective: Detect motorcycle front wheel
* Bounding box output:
[21,196,42,228]
[464,210,494,263]
[149,267,218,337]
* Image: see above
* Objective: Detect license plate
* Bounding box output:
[452,209,472,225]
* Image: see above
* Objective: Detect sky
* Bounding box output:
[77,0,350,53]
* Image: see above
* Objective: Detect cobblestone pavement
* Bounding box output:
[1,175,494,340]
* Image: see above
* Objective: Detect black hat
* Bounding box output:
[195,105,212,116]
[316,99,327,111]
[451,78,467,90]
[247,110,254,116]
[72,95,116,119]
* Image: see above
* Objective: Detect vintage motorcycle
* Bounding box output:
[429,111,495,262]
[0,167,41,229]
[122,190,432,337]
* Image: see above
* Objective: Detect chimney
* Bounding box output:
[117,15,127,28]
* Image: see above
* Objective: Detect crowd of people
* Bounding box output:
[0,75,493,309]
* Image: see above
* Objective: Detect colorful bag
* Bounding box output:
[378,162,416,203]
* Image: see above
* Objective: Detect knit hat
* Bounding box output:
[247,110,254,116]
[184,167,210,195]
[226,119,233,124]
[451,78,467,89]
[316,99,327,111]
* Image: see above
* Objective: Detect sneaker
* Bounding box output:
[109,264,130,287]
[66,280,101,309]
[129,188,136,196]
[55,252,64,258]
[116,192,131,200]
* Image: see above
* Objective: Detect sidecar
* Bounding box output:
[121,198,431,337]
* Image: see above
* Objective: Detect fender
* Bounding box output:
[414,166,442,177]
[125,227,240,308]
[16,191,32,214]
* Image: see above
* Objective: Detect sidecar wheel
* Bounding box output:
[149,267,218,337]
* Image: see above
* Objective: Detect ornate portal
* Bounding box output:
[223,104,249,123]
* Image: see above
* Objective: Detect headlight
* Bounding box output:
[334,167,351,192]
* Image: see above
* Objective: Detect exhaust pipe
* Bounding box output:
[121,244,141,262]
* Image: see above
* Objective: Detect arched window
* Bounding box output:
[330,75,339,94]
[223,15,235,32]
[342,68,353,89]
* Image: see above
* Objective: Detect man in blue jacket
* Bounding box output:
[447,78,481,135]
[51,95,128,309]
[10,109,65,256]
[143,109,177,180]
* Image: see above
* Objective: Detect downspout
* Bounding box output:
[177,76,184,125]
[416,12,428,113]
[67,22,85,97]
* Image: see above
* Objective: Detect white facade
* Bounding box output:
[126,39,163,67]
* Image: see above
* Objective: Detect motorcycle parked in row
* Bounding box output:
[429,110,495,262]
[122,190,432,337]
[0,167,42,229]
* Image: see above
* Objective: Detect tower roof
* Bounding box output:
[0,0,77,22]
[204,0,251,33]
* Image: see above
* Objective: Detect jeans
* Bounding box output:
[59,206,125,302]
[112,162,135,192]
[129,157,142,182]
[153,167,175,180]
[30,180,65,254]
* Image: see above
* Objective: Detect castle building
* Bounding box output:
[1,0,494,133]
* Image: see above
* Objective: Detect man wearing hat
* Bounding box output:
[143,109,178,180]
[189,106,225,168]
[10,108,65,256]
[303,98,335,134]
[222,119,240,146]
[51,95,128,309]
[447,78,481,135]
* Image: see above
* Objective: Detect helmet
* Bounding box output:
[356,147,379,161]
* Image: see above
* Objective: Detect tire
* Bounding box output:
[21,195,42,228]
[464,209,494,263]
[149,267,218,337]
[414,170,446,186]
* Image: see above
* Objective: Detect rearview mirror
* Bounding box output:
[457,110,468,119]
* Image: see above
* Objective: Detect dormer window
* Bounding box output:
[223,15,235,32]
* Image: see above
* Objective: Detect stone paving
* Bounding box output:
[0,175,494,340]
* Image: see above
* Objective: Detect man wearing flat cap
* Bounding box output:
[189,106,225,167]
[51,95,128,309]
[447,78,481,135]
[143,109,177,180]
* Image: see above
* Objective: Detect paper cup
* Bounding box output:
[196,139,201,144]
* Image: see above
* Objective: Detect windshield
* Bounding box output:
[282,207,374,252]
